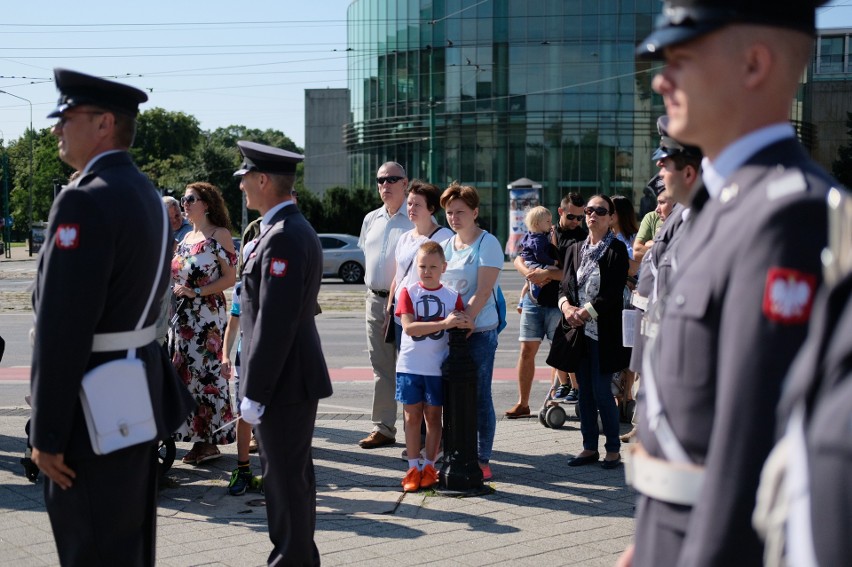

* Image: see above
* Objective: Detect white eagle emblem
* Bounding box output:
[762,268,816,324]
[269,258,288,277]
[56,224,80,249]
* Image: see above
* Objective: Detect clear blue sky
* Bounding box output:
[1,0,850,148]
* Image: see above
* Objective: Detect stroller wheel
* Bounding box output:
[158,438,176,476]
[539,410,550,428]
[545,405,567,429]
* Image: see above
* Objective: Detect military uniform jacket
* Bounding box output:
[774,268,852,567]
[638,138,834,566]
[239,204,332,406]
[30,151,193,458]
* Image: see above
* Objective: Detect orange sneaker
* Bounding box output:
[402,467,421,492]
[419,464,439,489]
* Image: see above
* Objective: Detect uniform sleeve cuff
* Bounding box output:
[584,302,598,320]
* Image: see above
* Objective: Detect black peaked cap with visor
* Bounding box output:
[636,0,830,59]
[48,68,148,118]
[652,115,703,161]
[233,140,304,177]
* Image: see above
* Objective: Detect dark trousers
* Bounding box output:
[257,399,321,567]
[575,338,621,454]
[45,442,158,567]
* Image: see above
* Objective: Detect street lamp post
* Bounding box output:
[0,90,34,256]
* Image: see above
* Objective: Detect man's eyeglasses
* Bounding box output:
[54,110,105,128]
[181,195,202,205]
[376,176,404,185]
[584,206,610,216]
[564,214,584,221]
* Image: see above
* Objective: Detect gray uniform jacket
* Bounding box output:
[634,138,835,567]
[30,151,193,458]
[775,269,852,567]
[239,204,332,406]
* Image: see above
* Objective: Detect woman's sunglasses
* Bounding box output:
[181,195,201,205]
[584,206,610,216]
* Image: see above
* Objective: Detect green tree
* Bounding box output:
[8,127,73,236]
[831,111,852,189]
[308,186,380,235]
[132,108,202,192]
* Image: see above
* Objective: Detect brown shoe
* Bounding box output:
[248,435,259,453]
[359,431,396,449]
[504,404,530,419]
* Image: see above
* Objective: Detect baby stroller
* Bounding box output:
[20,395,177,483]
[538,371,634,430]
[537,374,579,429]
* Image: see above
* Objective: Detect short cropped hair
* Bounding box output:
[524,206,552,233]
[561,192,584,209]
[162,196,179,210]
[440,181,480,211]
[418,240,445,261]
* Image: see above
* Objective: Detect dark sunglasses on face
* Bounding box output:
[584,206,610,216]
[181,195,201,205]
[376,176,404,185]
[564,213,584,221]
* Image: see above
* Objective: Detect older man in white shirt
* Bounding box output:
[357,161,414,448]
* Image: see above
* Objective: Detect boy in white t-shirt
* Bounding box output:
[395,241,472,492]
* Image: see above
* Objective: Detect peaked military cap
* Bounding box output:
[652,115,703,161]
[637,0,830,59]
[647,174,667,197]
[47,68,148,118]
[233,141,304,176]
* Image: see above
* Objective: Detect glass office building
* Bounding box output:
[345,0,665,241]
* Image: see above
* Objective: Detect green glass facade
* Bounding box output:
[345,0,663,242]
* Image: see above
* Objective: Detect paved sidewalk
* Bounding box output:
[0,410,636,566]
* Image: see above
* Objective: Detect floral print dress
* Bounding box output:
[169,237,238,445]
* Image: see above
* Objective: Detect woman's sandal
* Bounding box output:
[182,444,200,464]
[194,443,221,464]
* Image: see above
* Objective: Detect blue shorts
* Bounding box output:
[396,373,444,406]
[518,295,560,342]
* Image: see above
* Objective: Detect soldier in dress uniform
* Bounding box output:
[619,2,840,566]
[234,140,332,566]
[752,188,852,567]
[29,69,193,566]
[623,116,705,442]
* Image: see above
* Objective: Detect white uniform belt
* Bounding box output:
[626,445,705,506]
[91,325,157,352]
[631,292,648,311]
[641,319,658,338]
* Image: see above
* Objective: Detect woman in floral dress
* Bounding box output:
[169,182,238,464]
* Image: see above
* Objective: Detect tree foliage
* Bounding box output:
[831,111,852,189]
[1,108,378,242]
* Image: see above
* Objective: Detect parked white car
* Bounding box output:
[318,233,365,284]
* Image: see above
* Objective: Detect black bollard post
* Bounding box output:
[439,328,484,491]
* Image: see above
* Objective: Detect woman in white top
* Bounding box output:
[440,182,503,481]
[387,180,455,344]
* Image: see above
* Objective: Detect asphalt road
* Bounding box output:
[0,267,558,416]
